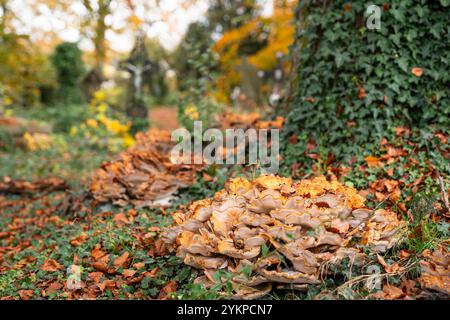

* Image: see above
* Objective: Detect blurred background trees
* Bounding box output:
[50,42,85,104]
[0,0,297,122]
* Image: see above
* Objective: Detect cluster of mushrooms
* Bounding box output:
[162,175,406,299]
[90,129,198,208]
[419,245,450,298]
[90,111,284,209]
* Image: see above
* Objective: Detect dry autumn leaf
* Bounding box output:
[70,232,88,247]
[88,271,104,284]
[18,290,34,300]
[158,280,178,299]
[113,252,130,269]
[122,269,137,278]
[358,87,366,99]
[365,156,380,168]
[113,213,130,225]
[40,259,62,272]
[91,244,107,261]
[411,67,423,77]
[383,284,404,299]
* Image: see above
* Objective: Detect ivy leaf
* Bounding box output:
[397,58,408,72]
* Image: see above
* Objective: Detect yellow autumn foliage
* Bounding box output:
[213,1,296,102]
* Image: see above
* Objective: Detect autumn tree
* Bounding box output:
[213,0,296,103]
[283,0,450,160]
[172,0,258,90]
[80,0,112,72]
[0,0,56,107]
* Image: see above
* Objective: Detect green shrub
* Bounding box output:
[50,42,86,104]
[283,0,450,160]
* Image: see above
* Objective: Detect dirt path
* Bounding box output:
[148,106,178,130]
[148,106,179,131]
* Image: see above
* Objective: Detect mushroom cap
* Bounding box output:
[163,174,404,299]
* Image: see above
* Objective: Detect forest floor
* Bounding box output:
[0,106,449,300]
[148,106,179,131]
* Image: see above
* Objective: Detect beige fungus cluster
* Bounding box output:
[163,175,406,299]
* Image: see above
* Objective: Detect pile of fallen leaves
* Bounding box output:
[162,175,406,299]
[419,245,450,299]
[0,177,68,195]
[90,129,199,209]
[216,111,284,130]
[0,189,188,300]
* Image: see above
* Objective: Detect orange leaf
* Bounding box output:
[41,259,62,272]
[344,3,351,12]
[88,271,104,284]
[113,251,130,269]
[113,213,129,225]
[399,250,410,259]
[91,244,107,261]
[411,67,423,77]
[377,254,388,269]
[93,261,111,273]
[158,280,178,299]
[358,87,366,99]
[18,290,33,300]
[383,284,404,299]
[133,262,145,269]
[148,239,168,257]
[387,146,407,157]
[47,282,63,294]
[98,279,116,292]
[70,233,88,247]
[375,192,386,201]
[122,269,137,278]
[383,179,399,193]
[365,156,380,168]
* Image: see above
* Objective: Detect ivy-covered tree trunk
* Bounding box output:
[283,0,450,158]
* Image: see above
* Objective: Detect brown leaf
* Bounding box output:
[113,213,130,225]
[344,3,351,12]
[411,67,423,77]
[202,172,213,182]
[18,290,34,300]
[47,282,63,294]
[375,192,386,201]
[98,279,116,292]
[122,269,137,278]
[383,180,399,193]
[288,134,298,145]
[91,244,107,261]
[113,251,130,269]
[133,262,145,269]
[358,87,366,99]
[70,233,88,247]
[148,239,168,257]
[0,231,10,239]
[306,153,319,160]
[399,250,410,259]
[394,127,411,136]
[377,254,388,270]
[365,156,380,168]
[41,259,62,272]
[93,254,112,274]
[88,271,104,284]
[158,280,177,299]
[383,284,404,299]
